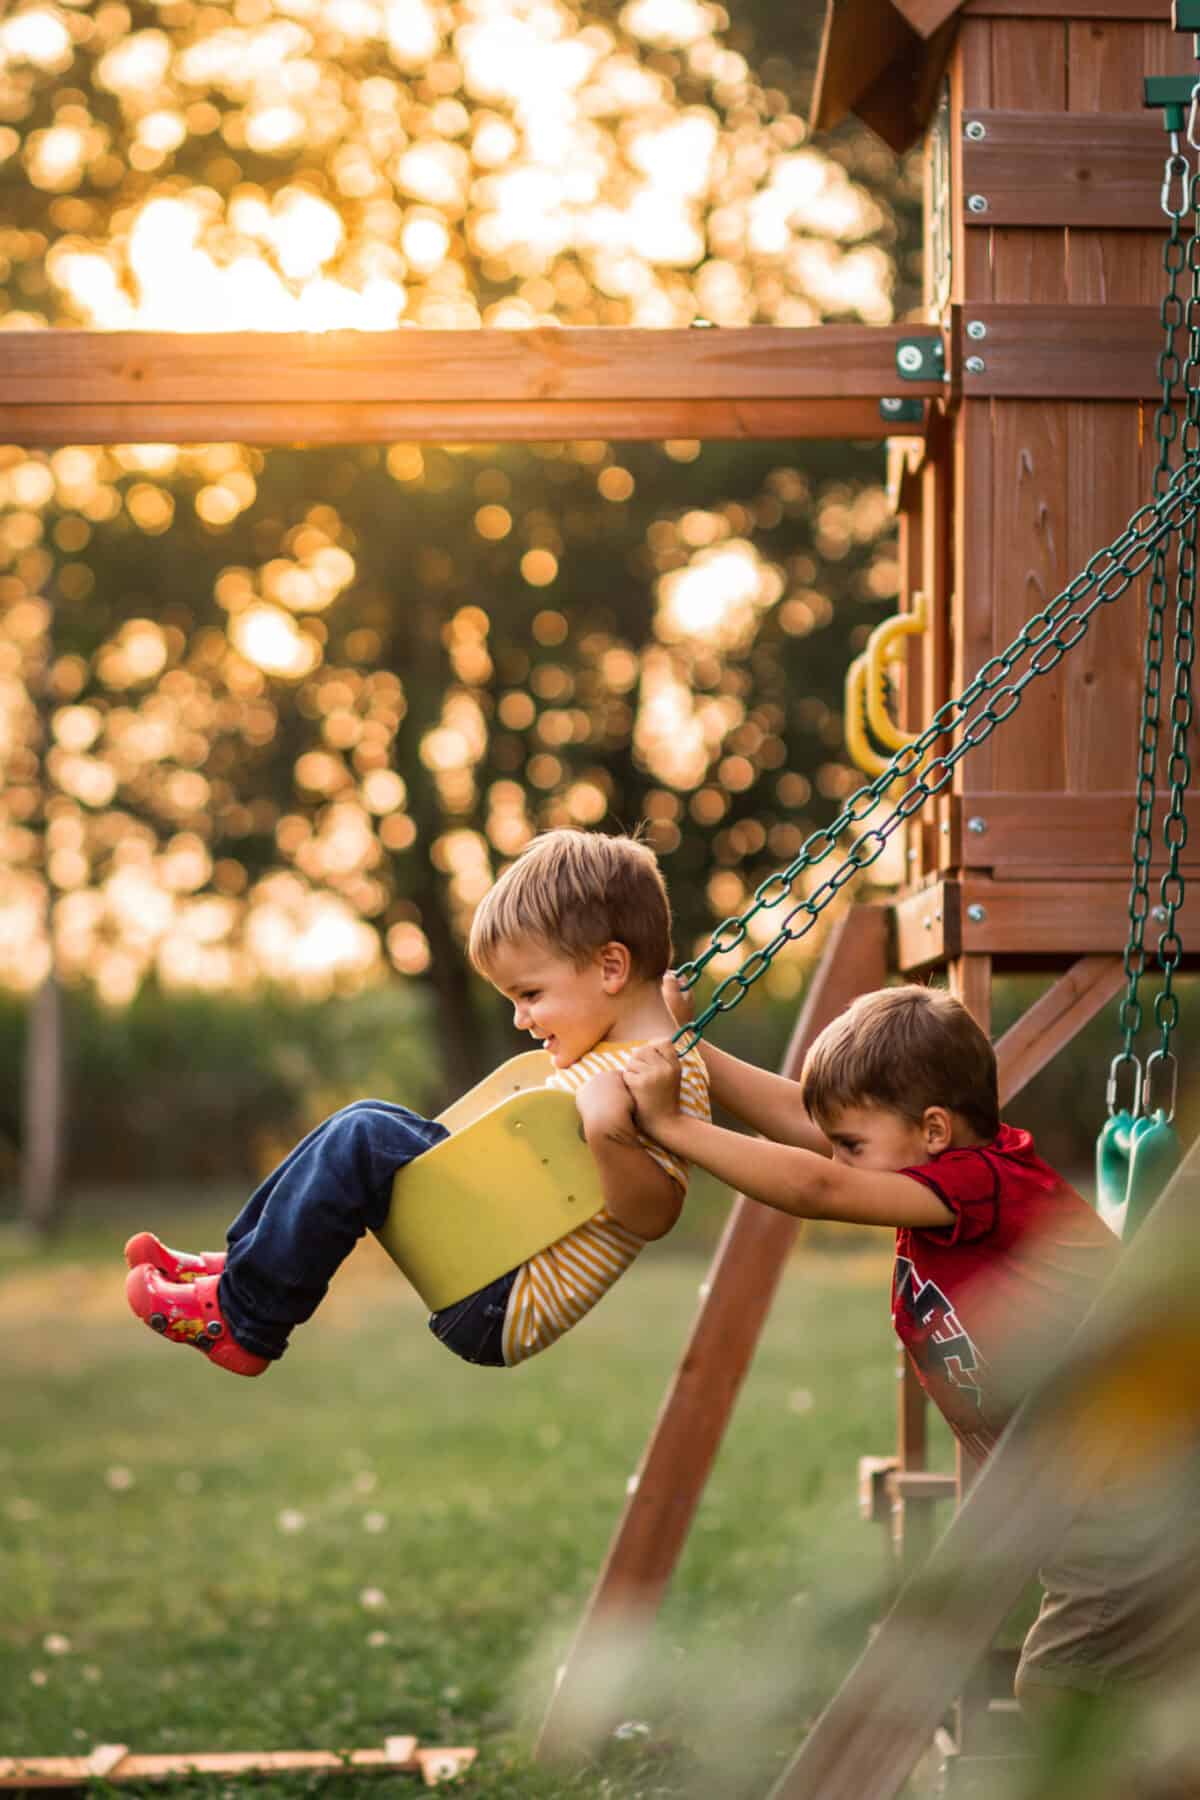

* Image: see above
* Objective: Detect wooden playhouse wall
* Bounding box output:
[894,1,1200,971]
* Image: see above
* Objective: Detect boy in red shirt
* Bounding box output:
[623,981,1200,1711]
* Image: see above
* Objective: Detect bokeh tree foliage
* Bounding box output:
[0,0,920,1097]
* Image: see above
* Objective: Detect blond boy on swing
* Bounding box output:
[125,830,708,1375]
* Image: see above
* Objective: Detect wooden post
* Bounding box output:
[535,903,891,1760]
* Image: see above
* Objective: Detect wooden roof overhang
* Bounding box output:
[810,0,1176,152]
[0,325,942,445]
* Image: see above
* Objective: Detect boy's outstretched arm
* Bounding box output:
[662,974,830,1153]
[573,1070,682,1241]
[624,1043,954,1231]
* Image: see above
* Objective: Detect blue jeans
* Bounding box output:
[219,1100,513,1367]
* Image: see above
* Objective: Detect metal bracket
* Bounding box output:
[1144,74,1200,133]
[895,337,944,382]
[879,396,924,424]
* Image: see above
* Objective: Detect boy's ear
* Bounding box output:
[922,1106,954,1153]
[598,940,632,990]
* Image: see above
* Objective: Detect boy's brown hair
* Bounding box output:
[800,984,1000,1141]
[468,828,673,982]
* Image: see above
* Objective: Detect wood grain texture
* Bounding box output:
[993,954,1126,1104]
[960,112,1169,229]
[0,326,943,406]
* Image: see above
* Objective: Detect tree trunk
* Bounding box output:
[415,865,491,1105]
[21,970,69,1238]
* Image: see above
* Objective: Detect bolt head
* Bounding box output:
[967,193,989,214]
[964,119,986,141]
[965,355,986,375]
[966,320,987,341]
[967,815,987,834]
[967,903,987,923]
[897,344,924,374]
[880,396,903,413]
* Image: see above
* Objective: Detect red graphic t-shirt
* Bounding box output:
[893,1124,1119,1461]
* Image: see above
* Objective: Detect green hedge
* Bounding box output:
[0,981,437,1194]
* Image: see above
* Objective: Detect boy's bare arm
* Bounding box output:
[624,1044,954,1231]
[573,1070,682,1241]
[662,975,829,1152]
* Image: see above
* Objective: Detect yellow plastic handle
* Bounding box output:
[844,591,929,774]
[865,589,929,751]
[845,653,892,776]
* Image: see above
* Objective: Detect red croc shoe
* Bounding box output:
[125,1266,268,1377]
[124,1232,226,1283]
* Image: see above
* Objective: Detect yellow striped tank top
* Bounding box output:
[500,1042,710,1367]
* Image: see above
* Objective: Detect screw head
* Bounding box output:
[880,396,903,413]
[967,815,987,835]
[964,119,986,141]
[967,903,987,923]
[966,320,987,341]
[1152,904,1169,922]
[897,343,924,374]
[967,193,989,214]
[965,355,986,374]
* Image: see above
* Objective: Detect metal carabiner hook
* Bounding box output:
[1106,1051,1143,1119]
[1163,150,1192,219]
[1144,1049,1179,1122]
[1188,80,1200,151]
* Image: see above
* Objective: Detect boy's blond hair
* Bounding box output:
[801,984,1000,1142]
[468,828,673,982]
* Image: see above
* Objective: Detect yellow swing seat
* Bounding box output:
[372,1051,605,1311]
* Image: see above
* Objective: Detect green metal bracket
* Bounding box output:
[879,397,924,424]
[1171,0,1200,30]
[1145,73,1200,133]
[895,337,943,382]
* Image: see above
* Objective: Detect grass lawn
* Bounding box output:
[0,1188,952,1799]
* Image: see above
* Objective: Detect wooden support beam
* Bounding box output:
[767,1131,1200,1800]
[941,792,1200,878]
[0,397,918,448]
[0,327,940,446]
[994,956,1125,1107]
[896,878,1200,969]
[535,904,892,1761]
[960,112,1168,229]
[893,881,960,972]
[950,305,1161,400]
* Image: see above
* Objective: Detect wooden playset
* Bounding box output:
[6,0,1200,1790]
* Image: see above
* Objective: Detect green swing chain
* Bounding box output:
[670,453,1200,1054]
[1109,133,1191,1118]
[673,136,1200,1060]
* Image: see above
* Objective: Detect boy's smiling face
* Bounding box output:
[486,937,619,1069]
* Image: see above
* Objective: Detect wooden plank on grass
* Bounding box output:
[0,1741,475,1789]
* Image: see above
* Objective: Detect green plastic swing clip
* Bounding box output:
[1095,1053,1181,1240]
